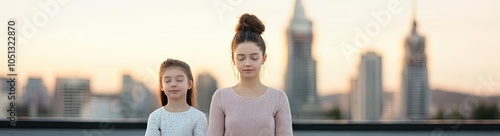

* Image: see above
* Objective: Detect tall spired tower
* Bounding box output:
[400,1,430,120]
[285,0,322,119]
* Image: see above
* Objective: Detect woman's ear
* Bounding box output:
[262,54,267,64]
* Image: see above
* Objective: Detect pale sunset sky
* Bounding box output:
[1,0,499,96]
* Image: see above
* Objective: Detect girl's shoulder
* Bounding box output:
[189,107,205,116]
[187,107,207,120]
[149,107,166,118]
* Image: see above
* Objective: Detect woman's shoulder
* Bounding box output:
[215,87,232,93]
[212,87,233,96]
[267,87,282,91]
[267,87,285,94]
[266,87,289,99]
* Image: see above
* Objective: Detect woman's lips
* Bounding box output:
[169,90,180,92]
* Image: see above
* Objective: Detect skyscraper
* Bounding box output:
[196,73,218,115]
[0,78,11,118]
[351,52,383,121]
[285,0,322,119]
[23,78,51,117]
[82,94,122,119]
[120,74,157,118]
[340,91,351,120]
[53,77,91,117]
[348,78,359,120]
[399,4,430,120]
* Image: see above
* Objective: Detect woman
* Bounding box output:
[207,13,293,136]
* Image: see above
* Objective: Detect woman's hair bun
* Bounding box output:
[235,13,265,35]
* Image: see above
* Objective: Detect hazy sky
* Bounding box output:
[1,0,499,96]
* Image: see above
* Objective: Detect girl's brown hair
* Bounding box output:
[159,58,195,106]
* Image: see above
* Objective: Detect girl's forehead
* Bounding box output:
[163,67,187,76]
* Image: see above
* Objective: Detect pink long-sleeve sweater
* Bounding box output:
[207,87,293,136]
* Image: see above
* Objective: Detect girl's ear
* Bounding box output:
[188,80,193,89]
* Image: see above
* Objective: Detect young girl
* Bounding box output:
[145,58,207,136]
[207,13,293,136]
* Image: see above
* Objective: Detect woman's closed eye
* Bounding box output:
[237,56,245,61]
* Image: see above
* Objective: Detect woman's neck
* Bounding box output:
[238,76,265,90]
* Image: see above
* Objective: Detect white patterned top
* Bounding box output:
[145,106,207,136]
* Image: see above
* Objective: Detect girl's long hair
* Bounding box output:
[159,58,195,106]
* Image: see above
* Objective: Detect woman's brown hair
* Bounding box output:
[231,13,267,63]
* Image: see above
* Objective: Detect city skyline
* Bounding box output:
[1,0,500,97]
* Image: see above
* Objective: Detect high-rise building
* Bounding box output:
[120,74,158,118]
[351,52,383,121]
[399,4,430,120]
[285,0,322,119]
[339,92,351,119]
[82,94,122,119]
[23,78,51,117]
[0,77,11,118]
[196,73,218,115]
[348,78,359,120]
[381,92,395,120]
[53,77,91,117]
